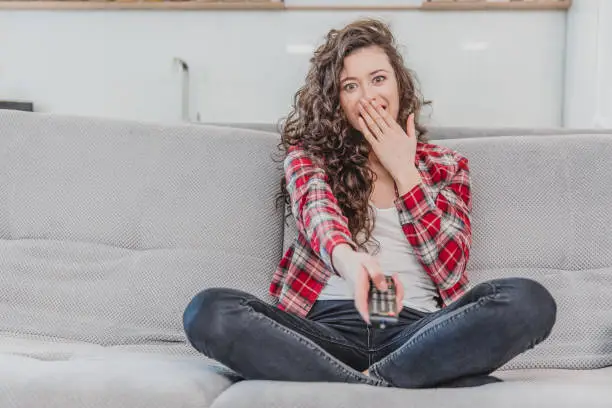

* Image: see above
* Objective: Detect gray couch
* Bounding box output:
[0,110,610,408]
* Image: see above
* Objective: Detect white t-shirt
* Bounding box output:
[318,204,440,313]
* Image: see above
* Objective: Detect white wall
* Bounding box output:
[564,0,612,128]
[0,9,566,127]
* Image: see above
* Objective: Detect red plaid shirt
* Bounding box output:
[269,142,472,318]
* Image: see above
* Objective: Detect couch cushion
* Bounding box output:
[0,111,284,345]
[209,367,612,408]
[439,134,612,370]
[282,133,612,370]
[0,333,235,408]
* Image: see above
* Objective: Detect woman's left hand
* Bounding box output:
[358,98,418,185]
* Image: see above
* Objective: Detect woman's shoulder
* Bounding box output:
[285,144,327,168]
[416,142,470,184]
[283,144,327,178]
[416,141,469,166]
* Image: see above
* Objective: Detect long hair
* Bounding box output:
[275,18,430,251]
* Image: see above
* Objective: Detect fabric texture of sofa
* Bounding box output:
[0,110,611,408]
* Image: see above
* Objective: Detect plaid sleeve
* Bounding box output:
[396,154,472,295]
[284,146,357,272]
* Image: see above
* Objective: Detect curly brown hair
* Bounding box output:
[275,18,430,251]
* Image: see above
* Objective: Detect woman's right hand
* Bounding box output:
[331,244,390,323]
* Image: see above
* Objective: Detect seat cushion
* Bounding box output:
[209,368,612,408]
[0,333,235,408]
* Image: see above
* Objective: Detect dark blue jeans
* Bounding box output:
[183,278,556,388]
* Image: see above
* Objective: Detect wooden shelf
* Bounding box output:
[288,1,570,11]
[285,4,420,11]
[0,0,571,11]
[420,0,571,11]
[0,0,285,10]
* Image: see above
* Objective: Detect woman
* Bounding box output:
[183,18,557,389]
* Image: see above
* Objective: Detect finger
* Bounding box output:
[364,98,389,131]
[370,99,394,128]
[359,103,383,140]
[357,116,377,146]
[406,113,416,138]
[392,273,404,314]
[364,261,387,291]
[359,101,384,140]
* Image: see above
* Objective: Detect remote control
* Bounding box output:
[368,275,399,328]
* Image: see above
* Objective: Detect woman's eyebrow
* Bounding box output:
[340,69,388,83]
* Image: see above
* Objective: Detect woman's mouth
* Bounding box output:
[357,104,387,117]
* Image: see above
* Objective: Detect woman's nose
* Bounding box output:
[362,86,378,102]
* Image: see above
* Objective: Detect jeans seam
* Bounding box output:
[250,311,385,386]
[371,330,412,354]
[242,299,366,354]
[369,311,435,354]
[367,325,372,368]
[370,289,501,386]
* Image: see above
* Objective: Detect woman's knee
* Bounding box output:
[183,287,242,347]
[503,278,557,338]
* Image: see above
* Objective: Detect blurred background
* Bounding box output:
[0,0,609,129]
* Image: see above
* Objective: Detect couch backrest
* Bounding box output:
[280,133,612,370]
[212,121,612,140]
[0,111,285,345]
[452,134,612,371]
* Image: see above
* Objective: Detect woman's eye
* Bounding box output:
[373,75,386,83]
[344,82,357,91]
[343,83,357,92]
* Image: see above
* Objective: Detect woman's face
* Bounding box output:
[339,45,400,133]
